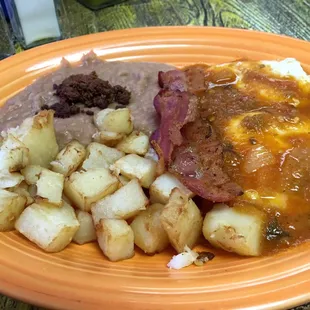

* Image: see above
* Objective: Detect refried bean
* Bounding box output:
[0,53,175,148]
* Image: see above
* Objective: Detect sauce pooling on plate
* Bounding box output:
[184,59,310,254]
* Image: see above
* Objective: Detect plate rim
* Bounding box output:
[0,26,310,310]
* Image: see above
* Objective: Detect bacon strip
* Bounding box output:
[152,69,243,202]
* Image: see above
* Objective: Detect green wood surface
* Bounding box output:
[1,0,310,309]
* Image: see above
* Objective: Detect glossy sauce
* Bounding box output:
[183,61,310,254]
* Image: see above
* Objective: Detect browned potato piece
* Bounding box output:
[94,108,133,134]
[64,168,119,212]
[149,172,194,204]
[116,131,149,156]
[36,169,65,206]
[73,210,97,245]
[81,142,124,171]
[203,203,266,256]
[0,172,24,189]
[92,131,124,147]
[96,218,134,262]
[91,179,148,224]
[50,140,86,177]
[21,165,45,185]
[5,110,59,167]
[0,134,29,172]
[130,203,169,254]
[0,189,27,231]
[15,201,79,253]
[161,188,203,253]
[10,182,34,206]
[111,154,157,188]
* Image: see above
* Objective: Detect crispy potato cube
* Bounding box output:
[81,142,124,171]
[116,131,149,156]
[92,179,148,224]
[64,168,119,212]
[203,203,266,256]
[0,189,27,231]
[96,218,134,262]
[0,134,29,172]
[149,172,194,204]
[36,170,64,206]
[130,203,169,254]
[6,110,59,167]
[10,182,34,206]
[15,201,79,252]
[118,175,130,186]
[21,165,45,185]
[50,140,86,177]
[92,131,124,147]
[73,210,97,245]
[161,189,203,253]
[111,154,157,188]
[94,108,133,134]
[0,172,24,189]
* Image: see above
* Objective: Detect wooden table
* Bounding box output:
[1,0,310,309]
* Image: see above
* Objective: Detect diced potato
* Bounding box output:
[0,134,29,172]
[149,172,194,204]
[0,172,24,189]
[15,201,79,253]
[92,131,124,147]
[202,203,266,256]
[116,131,149,156]
[6,110,59,167]
[50,140,86,177]
[130,203,169,254]
[81,142,124,171]
[96,218,134,262]
[94,108,133,134]
[92,179,148,224]
[0,189,27,231]
[28,184,37,198]
[21,165,45,185]
[111,154,157,188]
[36,170,64,206]
[64,168,119,212]
[161,189,203,253]
[73,210,96,245]
[118,175,130,186]
[10,182,34,206]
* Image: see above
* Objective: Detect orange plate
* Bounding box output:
[0,27,310,310]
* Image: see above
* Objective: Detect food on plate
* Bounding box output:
[0,189,27,231]
[94,108,133,134]
[0,53,310,268]
[0,172,24,189]
[161,189,203,253]
[116,130,149,156]
[0,134,29,172]
[149,172,194,204]
[15,201,79,252]
[50,140,86,176]
[64,168,119,212]
[91,179,148,224]
[81,142,124,171]
[2,110,59,167]
[73,210,97,245]
[36,169,64,206]
[96,218,135,262]
[92,131,124,146]
[111,154,157,188]
[130,203,169,254]
[203,203,266,256]
[10,182,34,207]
